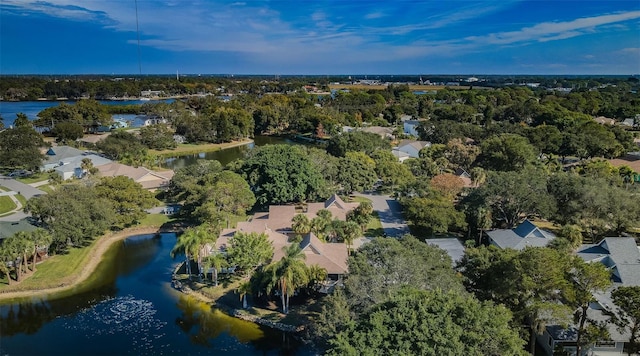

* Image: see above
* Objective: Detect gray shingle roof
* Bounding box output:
[485,219,556,250]
[577,237,640,286]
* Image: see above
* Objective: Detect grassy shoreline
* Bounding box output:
[151,138,253,158]
[0,224,169,302]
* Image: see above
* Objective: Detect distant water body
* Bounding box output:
[0,99,173,127]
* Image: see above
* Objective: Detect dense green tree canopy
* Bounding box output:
[326,288,526,356]
[344,235,462,313]
[463,166,555,228]
[477,133,538,171]
[402,192,467,235]
[226,232,274,277]
[52,122,84,143]
[95,130,148,164]
[25,184,116,253]
[336,151,377,194]
[139,124,177,150]
[237,144,329,206]
[326,131,390,157]
[0,126,46,171]
[95,176,159,228]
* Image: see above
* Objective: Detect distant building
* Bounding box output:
[403,119,422,137]
[360,126,394,139]
[140,90,163,98]
[393,139,431,159]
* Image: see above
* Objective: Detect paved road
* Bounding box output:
[0,175,45,222]
[353,191,410,238]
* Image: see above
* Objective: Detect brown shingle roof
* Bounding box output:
[608,155,640,173]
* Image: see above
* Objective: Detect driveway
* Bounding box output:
[353,192,410,238]
[0,175,46,222]
[0,175,46,200]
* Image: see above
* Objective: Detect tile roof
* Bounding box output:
[213,195,357,275]
[300,233,348,275]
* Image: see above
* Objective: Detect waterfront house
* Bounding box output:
[212,194,359,279]
[96,162,174,190]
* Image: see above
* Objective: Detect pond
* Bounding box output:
[0,233,313,355]
[162,135,295,170]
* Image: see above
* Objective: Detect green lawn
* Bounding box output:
[36,185,55,194]
[0,196,17,215]
[15,172,49,184]
[0,239,95,291]
[365,211,385,238]
[150,139,252,158]
[139,213,173,227]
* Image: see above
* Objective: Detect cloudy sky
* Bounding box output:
[1,0,639,75]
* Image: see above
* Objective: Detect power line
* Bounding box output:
[135,0,142,75]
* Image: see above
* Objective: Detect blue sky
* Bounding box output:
[1,1,639,75]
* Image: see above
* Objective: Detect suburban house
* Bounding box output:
[403,119,424,137]
[41,145,174,189]
[391,149,411,162]
[593,116,617,125]
[139,114,167,126]
[52,153,112,180]
[392,139,431,160]
[454,168,474,188]
[360,126,395,139]
[212,195,359,280]
[539,237,640,355]
[140,90,163,98]
[608,153,640,181]
[426,238,466,266]
[0,220,38,240]
[42,146,86,171]
[485,219,556,250]
[96,162,174,190]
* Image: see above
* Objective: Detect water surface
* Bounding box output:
[0,233,310,355]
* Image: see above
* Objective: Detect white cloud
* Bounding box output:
[365,12,385,20]
[620,47,640,53]
[466,11,640,45]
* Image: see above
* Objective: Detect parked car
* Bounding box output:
[8,170,30,177]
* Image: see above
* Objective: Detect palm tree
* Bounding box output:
[265,244,309,314]
[13,232,33,275]
[171,223,219,278]
[237,280,252,309]
[311,210,332,241]
[171,229,200,278]
[306,264,328,293]
[0,242,16,285]
[291,214,311,238]
[342,221,361,254]
[202,252,227,286]
[470,167,487,187]
[4,237,25,281]
[29,229,52,272]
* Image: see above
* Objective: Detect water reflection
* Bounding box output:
[175,295,263,346]
[0,233,312,355]
[162,135,294,170]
